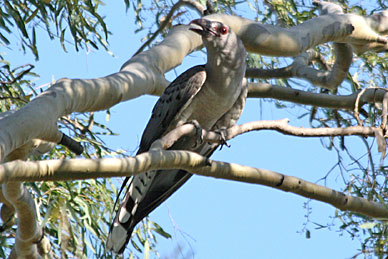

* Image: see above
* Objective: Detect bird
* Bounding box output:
[107,18,247,254]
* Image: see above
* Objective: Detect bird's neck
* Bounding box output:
[205,49,246,88]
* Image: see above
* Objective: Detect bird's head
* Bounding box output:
[189,18,238,49]
[189,19,230,38]
[189,18,245,68]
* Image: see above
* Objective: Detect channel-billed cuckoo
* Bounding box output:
[107,18,247,253]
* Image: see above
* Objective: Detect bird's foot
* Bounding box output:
[186,120,204,148]
[214,128,230,150]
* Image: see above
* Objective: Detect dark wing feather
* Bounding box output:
[137,65,206,154]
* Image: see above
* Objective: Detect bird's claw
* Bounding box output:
[187,120,204,148]
[215,129,230,150]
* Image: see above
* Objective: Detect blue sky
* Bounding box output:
[4,1,371,258]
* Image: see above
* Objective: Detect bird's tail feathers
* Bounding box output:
[107,170,157,253]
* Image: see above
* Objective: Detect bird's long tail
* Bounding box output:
[106,169,192,254]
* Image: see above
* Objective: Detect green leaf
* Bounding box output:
[60,29,67,52]
[0,33,10,45]
[124,0,130,10]
[84,238,97,254]
[150,221,172,239]
[359,222,377,229]
[131,238,142,253]
[25,8,39,24]
[31,26,38,60]
[306,229,311,239]
[5,2,28,38]
[88,40,98,50]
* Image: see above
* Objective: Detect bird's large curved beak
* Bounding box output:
[189,19,215,36]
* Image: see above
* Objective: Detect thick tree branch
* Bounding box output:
[290,43,352,90]
[1,10,386,161]
[247,83,388,110]
[0,24,197,161]
[381,91,388,131]
[204,10,388,55]
[0,150,387,219]
[247,2,353,90]
[313,0,344,15]
[245,66,293,79]
[245,50,328,79]
[0,185,15,229]
[246,43,353,90]
[1,139,54,258]
[203,13,354,56]
[2,148,46,258]
[3,182,43,259]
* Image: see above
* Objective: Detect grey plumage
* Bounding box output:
[107,18,247,254]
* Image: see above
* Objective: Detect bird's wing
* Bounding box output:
[138,65,206,154]
[107,65,207,253]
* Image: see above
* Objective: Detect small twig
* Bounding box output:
[0,64,34,85]
[333,110,345,150]
[0,95,29,103]
[381,91,388,133]
[83,112,94,134]
[133,0,205,56]
[61,116,89,134]
[225,119,376,139]
[150,119,377,152]
[354,88,369,126]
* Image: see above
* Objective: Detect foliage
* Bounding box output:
[0,59,35,112]
[0,0,110,60]
[0,1,168,258]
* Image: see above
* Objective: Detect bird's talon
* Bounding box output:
[216,129,230,150]
[188,120,204,148]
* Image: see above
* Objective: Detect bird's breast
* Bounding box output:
[176,79,242,130]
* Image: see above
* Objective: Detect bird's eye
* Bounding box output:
[220,26,228,35]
